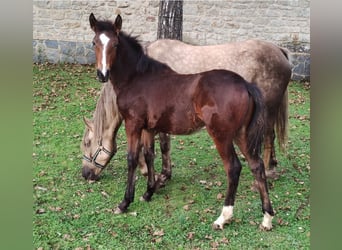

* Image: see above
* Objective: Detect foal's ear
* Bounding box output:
[83,117,94,132]
[114,14,122,35]
[89,13,97,31]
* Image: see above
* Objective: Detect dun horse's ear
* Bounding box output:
[89,13,97,31]
[83,117,94,132]
[114,15,122,35]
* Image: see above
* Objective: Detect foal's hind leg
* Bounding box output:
[209,139,242,230]
[235,136,274,230]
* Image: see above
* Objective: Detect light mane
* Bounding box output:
[92,82,120,141]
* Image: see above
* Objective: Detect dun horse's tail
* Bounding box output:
[275,46,292,153]
[245,83,265,158]
[275,89,288,152]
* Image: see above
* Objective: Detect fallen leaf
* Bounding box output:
[183,205,190,211]
[216,193,224,200]
[34,186,47,191]
[129,211,137,216]
[249,221,257,226]
[153,229,164,236]
[220,237,229,244]
[205,234,213,240]
[153,237,162,243]
[187,232,195,240]
[48,206,63,212]
[36,208,45,214]
[110,231,118,237]
[210,241,220,248]
[101,191,109,198]
[73,214,80,219]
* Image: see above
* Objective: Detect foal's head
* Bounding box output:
[89,13,122,82]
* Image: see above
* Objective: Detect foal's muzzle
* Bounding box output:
[97,69,109,83]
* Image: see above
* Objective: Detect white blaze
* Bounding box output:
[99,33,110,76]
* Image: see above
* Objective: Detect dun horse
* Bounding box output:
[147,39,292,176]
[82,13,274,230]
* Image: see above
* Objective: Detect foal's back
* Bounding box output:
[117,69,251,135]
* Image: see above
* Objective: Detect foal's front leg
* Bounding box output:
[114,128,142,214]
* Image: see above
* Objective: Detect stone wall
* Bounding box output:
[33,0,310,81]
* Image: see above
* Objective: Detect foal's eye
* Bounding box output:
[92,41,95,47]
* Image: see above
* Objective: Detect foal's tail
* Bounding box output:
[245,83,266,158]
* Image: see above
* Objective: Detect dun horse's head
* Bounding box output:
[81,117,114,181]
[89,13,122,83]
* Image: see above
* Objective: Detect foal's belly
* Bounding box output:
[147,108,205,135]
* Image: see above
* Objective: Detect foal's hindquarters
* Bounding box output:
[117,72,274,230]
[194,76,274,230]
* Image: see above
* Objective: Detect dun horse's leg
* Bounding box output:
[269,129,278,167]
[138,150,148,177]
[158,132,172,187]
[263,128,272,172]
[140,131,157,201]
[211,142,242,230]
[263,127,280,180]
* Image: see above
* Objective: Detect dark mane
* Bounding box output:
[94,20,115,33]
[118,32,171,73]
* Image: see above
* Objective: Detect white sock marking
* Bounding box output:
[99,33,110,76]
[261,212,273,230]
[213,205,234,228]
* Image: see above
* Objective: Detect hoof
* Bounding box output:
[260,212,273,231]
[113,207,124,214]
[259,223,273,231]
[250,180,259,192]
[212,223,224,230]
[139,196,147,202]
[155,174,168,190]
[265,168,280,180]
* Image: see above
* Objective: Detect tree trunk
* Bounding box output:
[157,0,183,40]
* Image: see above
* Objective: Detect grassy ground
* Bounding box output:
[33,63,310,249]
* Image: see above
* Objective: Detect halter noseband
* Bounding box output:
[83,142,114,170]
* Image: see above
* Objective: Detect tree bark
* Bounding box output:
[157,0,183,40]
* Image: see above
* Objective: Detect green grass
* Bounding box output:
[33,63,310,249]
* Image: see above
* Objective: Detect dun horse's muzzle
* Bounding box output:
[82,166,99,181]
[97,69,109,83]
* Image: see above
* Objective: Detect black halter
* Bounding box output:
[83,142,114,170]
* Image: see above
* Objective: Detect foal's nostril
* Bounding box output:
[97,69,104,82]
[97,69,109,83]
[104,71,109,82]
